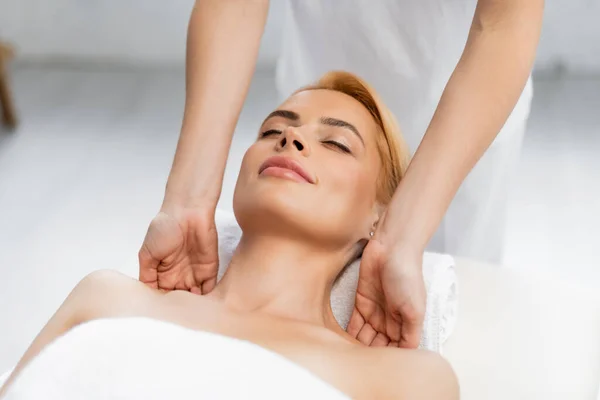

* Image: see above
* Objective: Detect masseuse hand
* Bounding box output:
[139,207,219,294]
[348,238,426,349]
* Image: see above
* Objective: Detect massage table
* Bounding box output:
[445,258,600,399]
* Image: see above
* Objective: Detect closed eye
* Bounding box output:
[260,129,282,138]
[324,140,351,154]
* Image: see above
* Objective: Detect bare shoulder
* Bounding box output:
[355,346,459,400]
[75,269,146,293]
[69,269,160,322]
[74,269,152,300]
[0,270,160,395]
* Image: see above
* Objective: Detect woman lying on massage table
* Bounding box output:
[0,71,458,399]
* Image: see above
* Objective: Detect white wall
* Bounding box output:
[0,0,285,67]
[535,0,600,74]
[0,0,599,71]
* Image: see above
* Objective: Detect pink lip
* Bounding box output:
[258,156,315,184]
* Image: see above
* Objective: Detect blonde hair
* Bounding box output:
[299,71,410,204]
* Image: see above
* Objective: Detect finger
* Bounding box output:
[357,324,378,346]
[179,273,198,291]
[192,259,219,295]
[388,341,400,348]
[371,332,390,347]
[347,309,366,337]
[190,286,202,295]
[398,305,424,349]
[385,313,402,343]
[201,277,217,295]
[179,271,197,292]
[399,319,423,349]
[138,246,159,289]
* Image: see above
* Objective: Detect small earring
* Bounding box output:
[369,232,374,237]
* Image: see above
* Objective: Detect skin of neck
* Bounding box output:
[210,232,358,334]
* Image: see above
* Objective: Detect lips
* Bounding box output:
[258,156,315,184]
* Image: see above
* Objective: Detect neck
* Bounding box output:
[210,233,349,332]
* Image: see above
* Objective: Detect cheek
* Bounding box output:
[323,159,378,212]
[308,160,376,241]
[237,143,263,178]
[233,144,262,198]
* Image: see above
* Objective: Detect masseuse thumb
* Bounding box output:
[397,299,424,349]
[399,318,422,349]
[138,245,159,289]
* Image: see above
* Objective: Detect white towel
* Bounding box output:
[215,209,458,352]
[1,318,348,399]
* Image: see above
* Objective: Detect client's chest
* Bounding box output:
[141,296,368,397]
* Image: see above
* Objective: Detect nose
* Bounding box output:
[276,126,310,156]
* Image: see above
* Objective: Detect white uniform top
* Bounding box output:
[276,0,532,151]
[2,318,348,400]
[276,0,533,261]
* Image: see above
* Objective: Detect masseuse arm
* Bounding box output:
[138,0,270,294]
[163,0,269,210]
[377,0,544,253]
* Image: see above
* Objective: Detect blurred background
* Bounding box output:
[0,0,599,373]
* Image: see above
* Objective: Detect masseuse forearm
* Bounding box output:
[163,0,269,210]
[379,0,544,251]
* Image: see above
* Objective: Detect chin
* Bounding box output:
[234,182,313,236]
[234,194,358,251]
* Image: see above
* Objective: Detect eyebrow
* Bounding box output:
[320,117,364,145]
[262,109,300,125]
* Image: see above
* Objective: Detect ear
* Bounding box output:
[368,202,385,237]
[351,203,383,262]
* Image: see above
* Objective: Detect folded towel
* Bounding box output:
[215,209,458,352]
